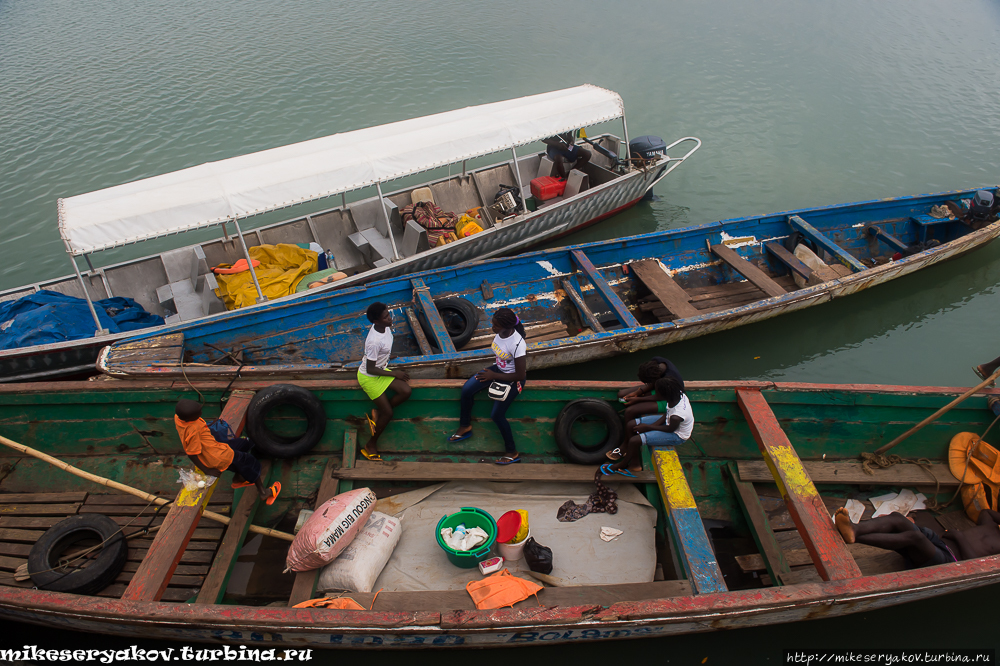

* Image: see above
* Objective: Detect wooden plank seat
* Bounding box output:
[737,460,959,486]
[911,214,955,243]
[736,389,861,581]
[570,250,639,328]
[866,226,909,253]
[561,279,606,333]
[334,460,656,483]
[639,275,798,322]
[411,278,457,354]
[764,242,813,282]
[629,259,700,319]
[709,244,786,298]
[788,215,866,273]
[652,449,726,594]
[103,332,185,370]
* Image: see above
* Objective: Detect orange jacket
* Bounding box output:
[175,415,234,472]
[466,569,542,610]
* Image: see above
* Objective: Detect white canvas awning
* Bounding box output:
[58,85,625,255]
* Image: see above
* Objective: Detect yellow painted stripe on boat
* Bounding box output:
[176,482,216,507]
[770,445,819,498]
[652,449,697,510]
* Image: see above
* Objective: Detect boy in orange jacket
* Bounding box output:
[174,399,280,504]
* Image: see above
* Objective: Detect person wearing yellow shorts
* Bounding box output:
[357,302,411,460]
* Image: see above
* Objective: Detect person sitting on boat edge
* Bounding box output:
[448,307,527,465]
[608,357,685,459]
[834,507,1000,567]
[174,399,280,505]
[357,302,412,461]
[543,133,591,180]
[603,376,693,477]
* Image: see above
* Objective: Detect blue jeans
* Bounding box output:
[635,415,686,448]
[459,365,524,453]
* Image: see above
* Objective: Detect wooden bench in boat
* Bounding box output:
[411,278,457,353]
[736,460,959,486]
[571,250,639,329]
[122,390,255,602]
[788,215,866,273]
[102,332,185,371]
[709,244,786,298]
[334,460,655,483]
[638,275,798,323]
[866,226,909,254]
[561,279,606,333]
[763,242,813,283]
[912,213,955,243]
[737,388,862,581]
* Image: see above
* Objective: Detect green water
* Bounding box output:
[2,0,999,659]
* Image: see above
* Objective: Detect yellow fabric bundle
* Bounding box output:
[214,244,318,311]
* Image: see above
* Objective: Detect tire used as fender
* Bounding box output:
[246,384,326,458]
[554,399,624,465]
[418,297,479,350]
[28,514,128,595]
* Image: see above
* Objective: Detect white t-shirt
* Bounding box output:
[665,393,694,440]
[491,331,525,374]
[359,325,393,377]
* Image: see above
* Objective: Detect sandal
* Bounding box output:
[448,430,473,442]
[605,447,623,461]
[365,413,377,437]
[609,467,636,478]
[495,455,521,465]
[231,480,253,489]
[973,366,995,386]
[360,449,382,461]
[265,481,281,506]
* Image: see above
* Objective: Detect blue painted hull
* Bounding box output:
[99,187,1000,380]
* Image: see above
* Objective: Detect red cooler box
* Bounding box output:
[530,176,566,201]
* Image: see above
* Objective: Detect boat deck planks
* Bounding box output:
[737,460,959,486]
[334,460,656,483]
[709,244,787,298]
[629,259,700,319]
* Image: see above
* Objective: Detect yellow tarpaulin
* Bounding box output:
[214,244,318,310]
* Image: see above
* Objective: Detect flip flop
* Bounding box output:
[609,467,636,478]
[605,447,623,461]
[599,463,613,476]
[448,431,472,442]
[230,480,253,489]
[365,413,377,436]
[973,366,995,386]
[495,455,521,465]
[360,449,382,461]
[265,481,281,506]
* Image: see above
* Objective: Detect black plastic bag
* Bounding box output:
[523,537,553,575]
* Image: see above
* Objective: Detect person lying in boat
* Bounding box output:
[174,399,281,504]
[448,307,527,465]
[543,133,591,180]
[834,508,1000,567]
[602,376,693,477]
[357,302,411,461]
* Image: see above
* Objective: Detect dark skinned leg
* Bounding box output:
[836,510,937,564]
[610,435,643,472]
[252,475,274,502]
[976,355,1000,378]
[365,394,393,454]
[624,402,659,420]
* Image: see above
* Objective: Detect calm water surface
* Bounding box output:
[2,0,999,660]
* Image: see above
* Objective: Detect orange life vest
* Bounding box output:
[465,569,542,610]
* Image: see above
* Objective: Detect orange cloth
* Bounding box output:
[212,258,261,275]
[949,432,1000,520]
[175,415,234,471]
[293,597,365,610]
[465,569,542,610]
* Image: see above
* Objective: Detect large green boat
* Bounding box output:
[0,378,995,649]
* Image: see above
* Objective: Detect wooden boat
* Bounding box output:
[98,186,1000,381]
[0,377,997,648]
[0,85,700,382]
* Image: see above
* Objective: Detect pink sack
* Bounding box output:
[285,488,377,573]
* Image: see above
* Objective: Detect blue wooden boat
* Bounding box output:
[97,186,1000,380]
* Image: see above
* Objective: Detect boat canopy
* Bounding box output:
[57,85,625,256]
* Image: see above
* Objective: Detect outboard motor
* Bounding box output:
[629,135,668,160]
[969,189,997,224]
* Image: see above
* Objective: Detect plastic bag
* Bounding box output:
[523,537,553,574]
[177,468,217,492]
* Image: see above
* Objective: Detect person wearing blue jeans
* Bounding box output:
[448,308,527,465]
[604,376,693,477]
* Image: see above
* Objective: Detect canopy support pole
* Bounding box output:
[509,146,527,213]
[67,253,108,336]
[375,181,400,260]
[621,116,632,170]
[232,219,267,304]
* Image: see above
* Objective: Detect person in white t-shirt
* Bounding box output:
[603,376,692,477]
[356,302,411,460]
[447,307,527,465]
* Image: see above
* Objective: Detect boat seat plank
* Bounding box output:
[737,460,959,486]
[570,250,640,328]
[736,389,862,581]
[411,278,457,354]
[288,440,350,607]
[334,460,655,483]
[0,503,82,516]
[122,390,254,602]
[652,449,726,594]
[788,215,866,273]
[729,469,790,586]
[404,307,434,355]
[195,460,273,604]
[114,333,185,351]
[737,543,907,575]
[866,226,909,253]
[0,492,88,504]
[629,260,700,319]
[764,242,813,282]
[561,279,606,333]
[709,244,787,298]
[912,213,953,227]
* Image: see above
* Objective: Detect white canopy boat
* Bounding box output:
[0,85,700,381]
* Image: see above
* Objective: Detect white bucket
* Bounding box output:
[496,530,530,561]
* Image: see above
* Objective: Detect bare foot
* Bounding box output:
[834,507,855,544]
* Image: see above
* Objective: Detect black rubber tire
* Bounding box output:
[554,399,624,465]
[28,514,127,595]
[246,383,326,458]
[418,297,479,350]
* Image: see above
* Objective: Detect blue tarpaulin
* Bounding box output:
[0,290,164,350]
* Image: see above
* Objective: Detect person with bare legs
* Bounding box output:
[603,376,693,477]
[356,302,411,460]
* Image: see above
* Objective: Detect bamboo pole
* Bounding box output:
[874,367,1000,455]
[0,434,294,542]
